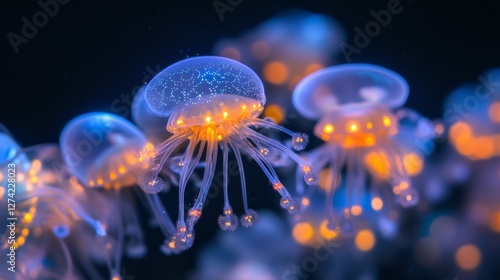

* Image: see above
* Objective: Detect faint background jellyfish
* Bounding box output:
[292,63,436,231]
[1,126,30,233]
[137,56,317,253]
[190,211,301,280]
[60,112,152,280]
[412,211,500,280]
[289,182,401,249]
[465,158,500,235]
[132,85,171,145]
[444,68,500,161]
[287,184,406,280]
[213,10,345,123]
[19,144,114,280]
[0,130,102,279]
[438,67,500,234]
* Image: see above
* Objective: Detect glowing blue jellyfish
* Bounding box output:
[60,112,150,279]
[138,56,317,252]
[293,63,429,229]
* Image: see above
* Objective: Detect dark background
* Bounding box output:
[2,0,500,279]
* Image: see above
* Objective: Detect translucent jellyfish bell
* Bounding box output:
[60,112,148,188]
[293,64,409,119]
[60,112,150,279]
[138,56,317,253]
[132,85,171,144]
[145,56,266,117]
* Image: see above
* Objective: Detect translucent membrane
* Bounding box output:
[132,85,171,144]
[293,63,409,119]
[60,112,147,188]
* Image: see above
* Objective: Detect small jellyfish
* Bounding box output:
[292,63,428,229]
[138,56,316,252]
[444,68,500,160]
[60,112,150,279]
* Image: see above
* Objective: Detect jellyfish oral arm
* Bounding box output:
[145,193,176,238]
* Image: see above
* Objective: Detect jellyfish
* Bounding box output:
[60,112,150,279]
[413,212,494,279]
[444,68,500,160]
[137,56,317,252]
[213,10,345,123]
[1,130,106,279]
[292,63,432,230]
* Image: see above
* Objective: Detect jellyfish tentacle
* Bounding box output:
[190,137,218,212]
[295,144,332,195]
[146,193,176,238]
[345,149,366,215]
[110,189,125,280]
[244,126,308,166]
[326,149,347,225]
[229,142,250,213]
[235,133,280,182]
[235,133,300,214]
[139,133,188,193]
[243,126,317,184]
[121,190,147,258]
[218,140,238,231]
[177,132,203,226]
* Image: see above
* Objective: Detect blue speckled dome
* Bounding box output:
[145,56,266,117]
